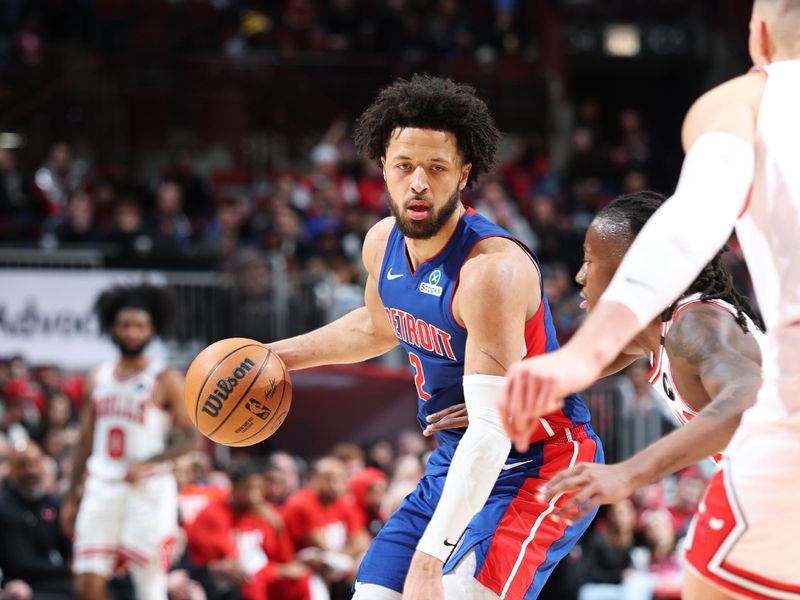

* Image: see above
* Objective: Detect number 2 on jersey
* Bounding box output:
[408,352,431,401]
[107,426,126,459]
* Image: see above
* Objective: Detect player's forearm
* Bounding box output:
[66,439,93,497]
[146,428,197,465]
[270,307,397,371]
[565,302,643,374]
[623,379,759,487]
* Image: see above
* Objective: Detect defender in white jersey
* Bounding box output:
[501,2,800,598]
[533,192,764,524]
[62,285,197,600]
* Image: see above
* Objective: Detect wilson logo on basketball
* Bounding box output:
[201,357,256,417]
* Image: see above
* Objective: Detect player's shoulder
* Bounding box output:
[156,366,184,387]
[362,217,395,273]
[459,236,537,294]
[682,72,766,149]
[665,301,752,361]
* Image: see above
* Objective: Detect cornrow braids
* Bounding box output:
[597,191,765,333]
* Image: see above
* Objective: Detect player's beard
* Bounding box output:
[388,185,462,240]
[111,334,151,358]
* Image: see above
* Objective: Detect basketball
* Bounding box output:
[184,337,292,447]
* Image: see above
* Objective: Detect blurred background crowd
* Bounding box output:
[0,0,759,599]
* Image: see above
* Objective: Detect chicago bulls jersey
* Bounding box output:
[378,208,591,474]
[647,293,765,429]
[86,360,172,480]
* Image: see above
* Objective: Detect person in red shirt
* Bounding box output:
[282,457,369,592]
[187,463,310,600]
[348,467,389,539]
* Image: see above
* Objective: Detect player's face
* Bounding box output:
[381,127,472,240]
[575,218,631,311]
[111,308,155,357]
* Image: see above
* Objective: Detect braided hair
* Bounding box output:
[596,191,764,333]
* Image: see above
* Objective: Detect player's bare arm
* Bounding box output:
[540,303,761,523]
[269,217,398,371]
[501,74,765,450]
[61,370,97,536]
[404,238,538,600]
[126,368,198,483]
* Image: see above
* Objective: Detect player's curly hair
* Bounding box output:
[597,191,765,333]
[353,74,501,188]
[94,284,175,336]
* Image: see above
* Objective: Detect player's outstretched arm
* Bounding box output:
[500,73,765,450]
[269,218,398,371]
[538,303,761,523]
[405,240,536,600]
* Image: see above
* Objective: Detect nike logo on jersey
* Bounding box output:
[443,539,458,547]
[501,459,534,471]
[387,269,404,280]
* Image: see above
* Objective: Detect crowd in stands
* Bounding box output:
[0,0,540,70]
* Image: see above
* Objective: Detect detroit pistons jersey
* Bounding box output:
[647,294,765,431]
[378,208,591,473]
[87,360,172,480]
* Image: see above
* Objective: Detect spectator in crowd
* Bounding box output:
[43,189,103,247]
[0,441,75,599]
[0,148,37,239]
[162,152,213,220]
[473,180,538,251]
[348,467,388,539]
[640,509,682,598]
[281,457,368,597]
[666,467,706,536]
[104,196,155,261]
[187,462,310,600]
[577,499,654,600]
[33,142,85,215]
[153,180,193,255]
[177,451,229,530]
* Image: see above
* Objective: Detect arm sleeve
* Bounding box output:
[416,374,511,562]
[601,132,755,327]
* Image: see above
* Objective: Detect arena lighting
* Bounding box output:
[603,24,641,57]
[0,132,24,149]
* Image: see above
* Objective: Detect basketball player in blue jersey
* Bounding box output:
[269,75,603,600]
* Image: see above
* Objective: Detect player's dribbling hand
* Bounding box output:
[403,551,444,600]
[537,462,637,524]
[499,348,602,452]
[423,403,468,436]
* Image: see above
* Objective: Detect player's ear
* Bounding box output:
[380,157,386,181]
[459,162,472,191]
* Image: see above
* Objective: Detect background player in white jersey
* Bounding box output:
[536,191,764,522]
[61,284,197,600]
[501,1,800,598]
